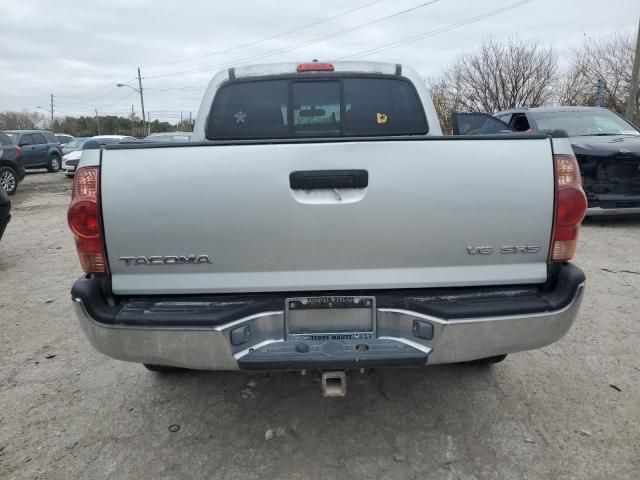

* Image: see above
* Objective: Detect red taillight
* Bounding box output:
[297,62,334,72]
[68,167,107,274]
[551,154,587,262]
[68,199,100,237]
[15,146,23,154]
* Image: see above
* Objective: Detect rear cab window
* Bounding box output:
[206,75,428,140]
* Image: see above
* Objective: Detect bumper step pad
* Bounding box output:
[237,338,430,370]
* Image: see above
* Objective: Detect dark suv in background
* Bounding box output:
[0,131,26,195]
[4,130,62,173]
[493,107,640,216]
[453,107,640,216]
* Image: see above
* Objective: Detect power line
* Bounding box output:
[54,1,531,118]
[57,79,204,112]
[339,0,533,59]
[55,98,97,107]
[92,90,137,111]
[56,76,139,113]
[147,86,208,92]
[57,71,137,101]
[141,0,388,68]
[143,0,526,94]
[55,2,381,107]
[56,88,138,115]
[145,0,443,79]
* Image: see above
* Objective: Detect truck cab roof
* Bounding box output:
[192,61,442,141]
[229,60,402,78]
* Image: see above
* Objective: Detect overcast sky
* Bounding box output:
[1,0,638,123]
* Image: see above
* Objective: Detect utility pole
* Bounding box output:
[137,67,146,136]
[147,111,151,135]
[117,70,146,136]
[626,18,640,120]
[50,94,54,128]
[95,108,101,135]
[37,95,55,129]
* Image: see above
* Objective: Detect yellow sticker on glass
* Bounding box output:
[376,113,388,124]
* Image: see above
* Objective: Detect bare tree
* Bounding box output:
[0,110,45,130]
[431,37,559,122]
[429,77,464,134]
[560,32,638,122]
[556,67,593,106]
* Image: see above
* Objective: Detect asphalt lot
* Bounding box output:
[1,172,639,480]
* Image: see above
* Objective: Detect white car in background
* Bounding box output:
[62,135,137,176]
[55,133,74,148]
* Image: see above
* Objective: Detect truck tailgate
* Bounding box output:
[101,138,555,294]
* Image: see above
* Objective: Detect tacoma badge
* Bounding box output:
[119,255,213,266]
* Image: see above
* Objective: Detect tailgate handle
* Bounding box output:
[289,170,368,190]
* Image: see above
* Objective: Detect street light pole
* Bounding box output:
[137,67,146,136]
[117,70,146,136]
[36,94,55,129]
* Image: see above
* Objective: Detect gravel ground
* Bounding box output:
[1,172,639,480]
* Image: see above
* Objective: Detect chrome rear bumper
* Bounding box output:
[587,206,640,216]
[72,282,584,369]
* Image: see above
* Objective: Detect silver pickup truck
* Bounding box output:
[68,61,587,393]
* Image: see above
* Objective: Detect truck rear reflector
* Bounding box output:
[68,167,107,274]
[297,63,334,72]
[551,154,588,262]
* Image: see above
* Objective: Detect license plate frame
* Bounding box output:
[285,295,376,341]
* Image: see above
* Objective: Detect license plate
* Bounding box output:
[285,296,375,340]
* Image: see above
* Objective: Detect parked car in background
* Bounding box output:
[61,137,88,156]
[62,135,137,176]
[0,186,10,241]
[0,131,26,195]
[143,132,192,143]
[494,107,640,216]
[55,133,74,147]
[4,130,62,173]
